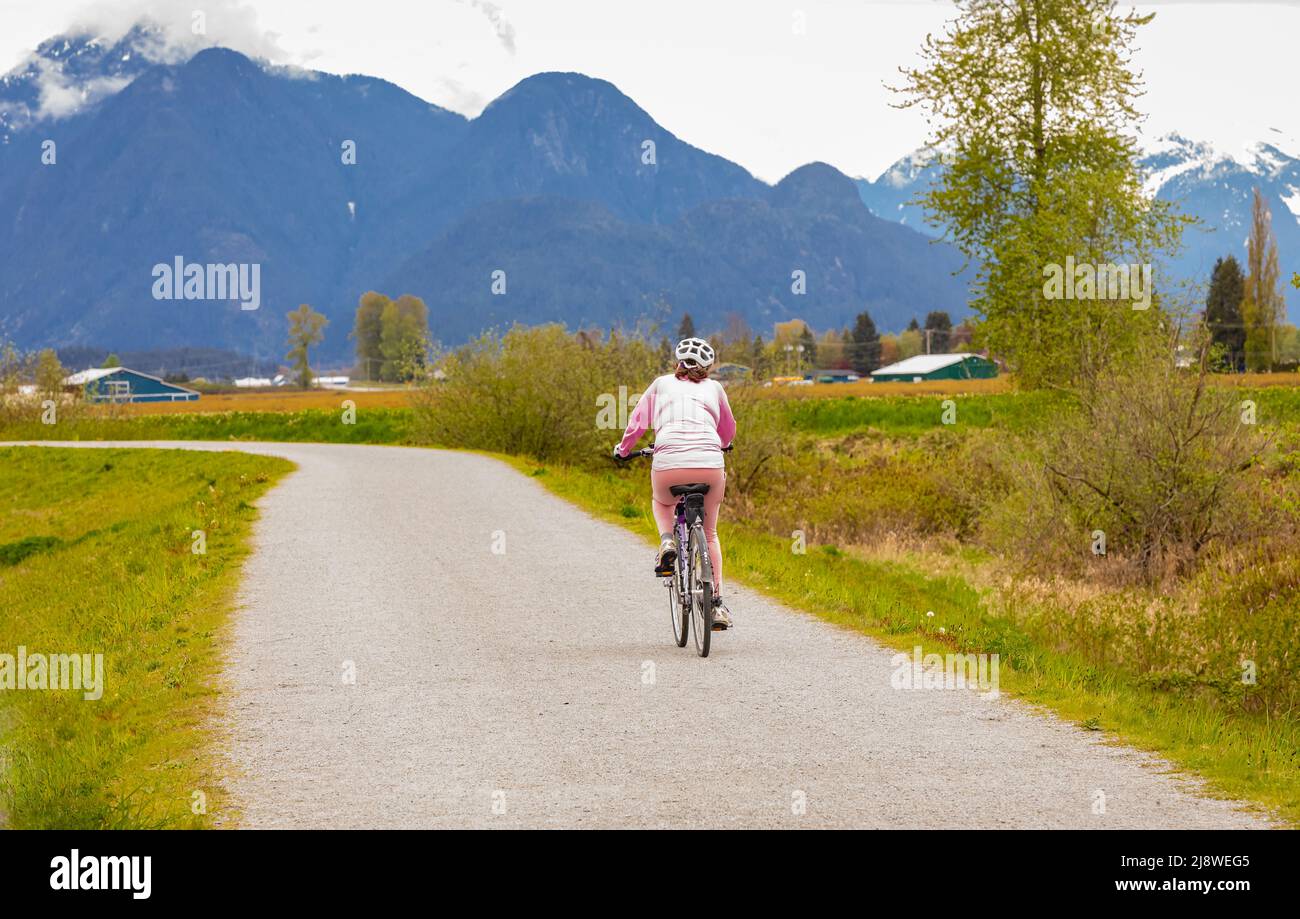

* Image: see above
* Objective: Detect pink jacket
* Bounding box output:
[617,373,736,470]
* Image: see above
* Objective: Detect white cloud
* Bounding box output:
[32,56,132,117]
[7,0,295,123]
[455,0,516,55]
[3,0,1299,181]
[62,0,291,65]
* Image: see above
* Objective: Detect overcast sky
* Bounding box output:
[2,0,1298,182]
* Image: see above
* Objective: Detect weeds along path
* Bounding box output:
[20,441,1273,828]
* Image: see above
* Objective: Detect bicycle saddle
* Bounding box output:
[670,483,711,497]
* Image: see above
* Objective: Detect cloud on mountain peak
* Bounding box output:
[67,0,291,63]
[3,0,292,123]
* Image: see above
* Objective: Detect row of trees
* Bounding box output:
[677,310,972,377]
[279,291,434,390]
[351,292,431,382]
[0,341,67,402]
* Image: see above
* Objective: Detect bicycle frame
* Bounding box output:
[668,497,691,576]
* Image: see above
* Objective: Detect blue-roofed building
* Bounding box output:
[63,367,200,403]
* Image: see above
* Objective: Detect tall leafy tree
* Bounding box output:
[286,304,328,389]
[352,291,389,380]
[894,0,1183,387]
[379,295,430,381]
[879,335,901,367]
[1204,256,1246,372]
[850,310,882,373]
[898,328,923,359]
[34,349,65,401]
[1243,188,1283,371]
[676,313,696,341]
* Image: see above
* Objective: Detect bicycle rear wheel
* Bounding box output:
[667,540,689,647]
[688,526,714,657]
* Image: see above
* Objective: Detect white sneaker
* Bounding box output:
[712,598,732,630]
[654,539,677,576]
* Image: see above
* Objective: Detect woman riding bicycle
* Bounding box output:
[613,337,736,628]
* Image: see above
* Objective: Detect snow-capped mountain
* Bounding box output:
[0,26,167,143]
[856,148,939,236]
[857,132,1300,320]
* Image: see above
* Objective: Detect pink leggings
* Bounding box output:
[650,467,726,594]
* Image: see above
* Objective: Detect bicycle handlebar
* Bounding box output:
[621,443,733,460]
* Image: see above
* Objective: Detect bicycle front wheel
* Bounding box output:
[688,526,714,657]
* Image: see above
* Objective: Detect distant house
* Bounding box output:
[870,353,998,383]
[712,362,752,384]
[64,367,200,403]
[234,374,288,388]
[804,368,861,384]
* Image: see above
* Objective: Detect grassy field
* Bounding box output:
[0,389,1055,443]
[763,388,1064,435]
[125,388,414,414]
[0,406,413,444]
[0,446,292,828]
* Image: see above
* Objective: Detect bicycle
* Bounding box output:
[621,443,731,658]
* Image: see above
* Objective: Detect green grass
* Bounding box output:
[0,407,413,444]
[507,458,1297,826]
[0,446,292,828]
[772,389,1067,436]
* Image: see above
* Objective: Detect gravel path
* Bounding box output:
[17,441,1273,828]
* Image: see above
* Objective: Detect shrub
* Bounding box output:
[0,339,85,428]
[409,324,663,464]
[980,338,1277,582]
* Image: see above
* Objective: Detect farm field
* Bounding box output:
[755,370,1300,399]
[104,370,1300,417]
[127,387,414,414]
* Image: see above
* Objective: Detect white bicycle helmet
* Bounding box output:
[675,337,716,368]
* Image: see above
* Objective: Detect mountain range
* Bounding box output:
[0,26,970,362]
[856,133,1300,321]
